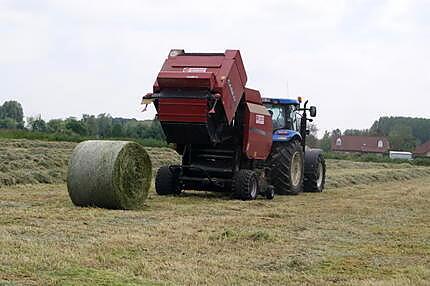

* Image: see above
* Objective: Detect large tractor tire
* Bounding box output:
[268,140,304,195]
[155,166,180,195]
[233,169,258,200]
[304,149,326,192]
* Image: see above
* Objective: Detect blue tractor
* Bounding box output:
[262,97,326,195]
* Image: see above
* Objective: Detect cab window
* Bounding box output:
[266,105,285,129]
[265,104,298,130]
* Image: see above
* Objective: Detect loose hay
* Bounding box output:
[2,139,430,191]
[67,140,152,210]
[0,139,181,187]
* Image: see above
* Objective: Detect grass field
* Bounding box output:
[2,139,430,189]
[1,139,430,285]
[0,139,180,186]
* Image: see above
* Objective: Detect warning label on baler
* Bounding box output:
[183,67,207,73]
[256,115,265,125]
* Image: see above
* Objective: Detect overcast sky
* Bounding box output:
[1,0,429,136]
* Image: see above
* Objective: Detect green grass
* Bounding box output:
[0,129,169,147]
[2,139,430,189]
[1,138,430,284]
[324,151,430,166]
[0,179,429,285]
[0,139,180,187]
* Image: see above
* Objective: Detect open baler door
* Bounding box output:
[149,50,247,145]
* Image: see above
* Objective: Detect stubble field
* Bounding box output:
[0,139,429,285]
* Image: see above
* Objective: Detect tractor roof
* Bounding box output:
[262,98,300,105]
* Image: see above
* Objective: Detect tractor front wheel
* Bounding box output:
[268,140,304,195]
[304,150,326,192]
[233,169,258,200]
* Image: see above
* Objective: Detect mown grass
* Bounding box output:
[0,129,169,147]
[0,139,179,186]
[1,139,430,284]
[0,178,429,285]
[2,139,430,189]
[324,151,430,166]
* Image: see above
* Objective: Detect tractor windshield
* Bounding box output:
[264,104,297,130]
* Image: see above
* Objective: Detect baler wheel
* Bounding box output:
[155,166,180,196]
[233,169,258,201]
[268,140,304,195]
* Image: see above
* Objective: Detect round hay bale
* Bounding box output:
[67,140,152,210]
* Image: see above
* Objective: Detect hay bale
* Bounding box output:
[67,140,152,210]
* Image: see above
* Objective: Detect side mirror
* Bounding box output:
[309,106,317,117]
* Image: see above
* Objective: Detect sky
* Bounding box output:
[1,0,429,137]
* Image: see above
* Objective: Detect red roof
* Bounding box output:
[331,136,390,153]
[414,140,430,155]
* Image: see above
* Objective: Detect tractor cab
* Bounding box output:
[262,97,317,148]
[262,98,302,142]
[262,98,300,130]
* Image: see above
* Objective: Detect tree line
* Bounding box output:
[1,100,428,152]
[319,116,430,152]
[0,100,165,141]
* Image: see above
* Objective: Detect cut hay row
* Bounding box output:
[326,166,430,189]
[0,139,73,186]
[326,159,416,170]
[0,139,180,187]
[1,139,429,189]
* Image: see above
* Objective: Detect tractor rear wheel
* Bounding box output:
[304,151,326,192]
[268,140,304,195]
[233,169,258,200]
[155,166,180,195]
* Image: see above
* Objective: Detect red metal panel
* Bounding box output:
[225,50,247,85]
[154,50,248,125]
[158,98,208,123]
[157,71,216,89]
[243,103,273,159]
[244,88,263,105]
[218,60,245,123]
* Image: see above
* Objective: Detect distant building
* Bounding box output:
[414,140,430,157]
[331,135,390,154]
[389,151,413,160]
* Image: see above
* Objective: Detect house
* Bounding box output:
[414,140,430,157]
[331,135,390,154]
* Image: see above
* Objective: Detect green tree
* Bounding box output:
[124,120,140,138]
[320,131,332,152]
[306,123,319,148]
[111,123,124,137]
[65,118,87,135]
[331,128,342,137]
[96,113,112,137]
[0,118,17,129]
[27,115,47,132]
[343,129,370,136]
[371,116,430,144]
[47,119,66,133]
[145,120,165,140]
[82,114,98,136]
[1,100,24,128]
[388,124,416,151]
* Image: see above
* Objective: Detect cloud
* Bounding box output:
[0,0,428,136]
